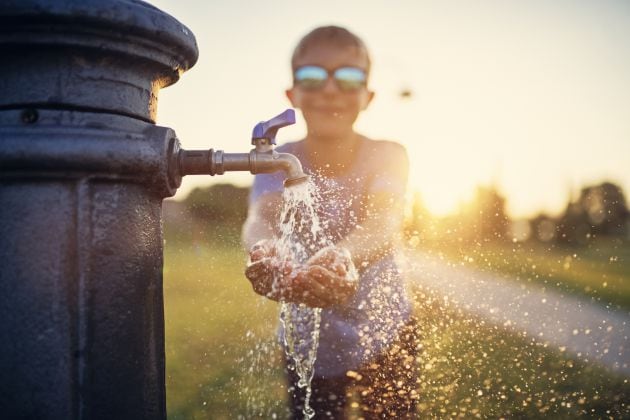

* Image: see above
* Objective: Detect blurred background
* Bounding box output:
[153,0,630,220]
[148,0,630,417]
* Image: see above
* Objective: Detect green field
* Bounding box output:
[164,242,288,419]
[164,237,630,418]
[420,238,630,311]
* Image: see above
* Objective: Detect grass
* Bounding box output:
[418,237,630,311]
[411,289,630,418]
[164,241,289,419]
[164,234,629,418]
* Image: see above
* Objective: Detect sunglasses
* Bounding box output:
[293,65,367,92]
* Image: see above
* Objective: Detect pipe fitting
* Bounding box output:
[250,149,309,186]
[170,109,308,188]
[174,147,308,187]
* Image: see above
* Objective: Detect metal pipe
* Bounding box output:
[176,148,308,186]
[174,109,309,187]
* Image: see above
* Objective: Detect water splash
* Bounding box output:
[280,303,321,419]
[275,180,329,419]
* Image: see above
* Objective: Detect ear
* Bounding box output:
[361,89,375,111]
[285,88,300,108]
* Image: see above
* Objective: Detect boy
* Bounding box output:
[243,26,418,419]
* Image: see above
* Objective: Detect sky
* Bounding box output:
[151,0,630,218]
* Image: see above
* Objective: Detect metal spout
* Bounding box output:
[250,147,309,187]
[174,147,309,187]
[172,109,308,188]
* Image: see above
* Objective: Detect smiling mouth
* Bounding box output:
[312,107,345,117]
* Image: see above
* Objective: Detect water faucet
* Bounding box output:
[174,109,308,187]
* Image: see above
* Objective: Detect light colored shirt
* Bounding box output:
[249,137,412,377]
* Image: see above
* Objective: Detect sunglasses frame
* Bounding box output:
[293,65,368,92]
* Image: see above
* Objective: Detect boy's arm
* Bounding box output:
[335,189,405,268]
[241,192,282,250]
[244,189,359,307]
[336,142,408,268]
[242,192,287,301]
[294,142,407,307]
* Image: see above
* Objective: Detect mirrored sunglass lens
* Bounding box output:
[295,66,327,89]
[334,67,366,91]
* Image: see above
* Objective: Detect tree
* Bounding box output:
[465,186,510,243]
[579,182,628,237]
[185,183,250,227]
[530,214,557,243]
[404,191,431,246]
[556,181,628,245]
[166,183,251,246]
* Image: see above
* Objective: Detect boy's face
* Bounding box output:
[286,44,374,141]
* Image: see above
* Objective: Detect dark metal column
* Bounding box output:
[0,1,198,418]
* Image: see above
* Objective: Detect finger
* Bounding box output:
[279,270,307,301]
[249,248,267,262]
[290,268,348,307]
[331,262,347,277]
[246,257,272,275]
[252,278,272,297]
[288,279,327,307]
[307,247,335,266]
[250,239,277,260]
[248,275,272,296]
[307,247,353,277]
[280,259,297,276]
[245,260,276,296]
[306,265,357,293]
[303,277,333,304]
[245,263,265,282]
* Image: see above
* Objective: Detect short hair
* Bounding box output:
[291,26,372,73]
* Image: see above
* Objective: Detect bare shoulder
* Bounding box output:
[361,137,409,163]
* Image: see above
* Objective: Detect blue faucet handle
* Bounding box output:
[251,109,296,145]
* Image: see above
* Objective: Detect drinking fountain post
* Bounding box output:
[0,2,307,418]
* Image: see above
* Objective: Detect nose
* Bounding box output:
[321,76,340,94]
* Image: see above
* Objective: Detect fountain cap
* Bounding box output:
[0,0,199,122]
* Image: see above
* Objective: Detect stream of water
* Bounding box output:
[275,180,328,419]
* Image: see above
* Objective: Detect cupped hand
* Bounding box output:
[245,240,291,300]
[287,246,359,308]
[246,242,358,307]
